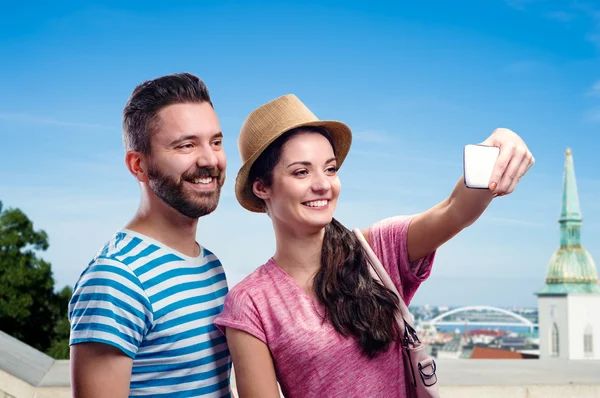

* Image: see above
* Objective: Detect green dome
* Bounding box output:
[537,149,600,296]
[545,247,598,284]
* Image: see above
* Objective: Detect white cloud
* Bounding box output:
[586,107,600,122]
[504,0,541,11]
[569,2,600,48]
[479,215,547,228]
[588,81,600,96]
[586,33,600,48]
[503,60,547,74]
[351,149,397,159]
[0,112,113,130]
[507,2,600,49]
[350,148,460,168]
[352,130,395,143]
[544,11,578,23]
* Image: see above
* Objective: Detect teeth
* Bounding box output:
[304,200,328,207]
[193,177,213,184]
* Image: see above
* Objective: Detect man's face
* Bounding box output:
[146,102,226,219]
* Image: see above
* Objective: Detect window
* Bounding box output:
[584,325,593,357]
[551,323,559,357]
[567,228,580,241]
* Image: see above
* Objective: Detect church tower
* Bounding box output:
[536,148,600,359]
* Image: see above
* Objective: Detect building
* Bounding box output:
[536,148,600,360]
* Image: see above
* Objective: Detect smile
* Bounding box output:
[191,177,214,185]
[184,177,217,191]
[302,200,329,208]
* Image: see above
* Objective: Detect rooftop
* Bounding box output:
[468,346,524,359]
[0,331,56,387]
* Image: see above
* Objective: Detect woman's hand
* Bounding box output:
[396,128,535,263]
[482,128,535,196]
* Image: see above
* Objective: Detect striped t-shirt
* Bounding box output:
[69,229,232,397]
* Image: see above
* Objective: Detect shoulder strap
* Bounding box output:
[352,228,415,328]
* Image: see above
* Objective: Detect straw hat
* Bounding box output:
[235,94,353,213]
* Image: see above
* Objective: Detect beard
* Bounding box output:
[147,162,224,219]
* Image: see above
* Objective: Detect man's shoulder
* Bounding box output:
[84,231,140,267]
[73,230,150,292]
[94,230,164,263]
[69,232,155,342]
[90,229,202,277]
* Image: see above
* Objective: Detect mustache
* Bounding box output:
[182,167,221,180]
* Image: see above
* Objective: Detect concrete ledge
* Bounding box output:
[436,358,600,386]
[0,369,36,398]
[439,385,600,398]
[3,357,600,397]
[38,362,69,388]
[33,387,71,398]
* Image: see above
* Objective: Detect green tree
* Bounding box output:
[46,286,73,359]
[0,201,71,359]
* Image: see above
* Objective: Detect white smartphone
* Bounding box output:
[463,144,500,189]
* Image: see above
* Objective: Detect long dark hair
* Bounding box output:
[248,127,400,358]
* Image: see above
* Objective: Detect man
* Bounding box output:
[68,73,232,397]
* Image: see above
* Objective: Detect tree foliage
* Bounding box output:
[0,201,71,359]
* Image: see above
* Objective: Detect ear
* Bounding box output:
[125,151,149,183]
[252,179,270,200]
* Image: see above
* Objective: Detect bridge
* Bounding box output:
[424,305,538,334]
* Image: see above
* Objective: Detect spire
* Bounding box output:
[536,148,600,295]
[559,148,582,224]
[558,148,583,248]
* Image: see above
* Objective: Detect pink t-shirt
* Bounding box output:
[214,215,435,398]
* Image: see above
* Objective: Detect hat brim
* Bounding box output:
[235,120,352,213]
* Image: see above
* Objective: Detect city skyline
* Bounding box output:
[1,1,599,307]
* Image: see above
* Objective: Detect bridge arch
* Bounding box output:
[426,305,535,332]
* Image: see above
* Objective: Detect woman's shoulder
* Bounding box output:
[215,260,279,343]
[225,259,278,301]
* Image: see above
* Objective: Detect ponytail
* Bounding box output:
[314,218,400,358]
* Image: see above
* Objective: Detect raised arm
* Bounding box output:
[405,128,534,262]
[225,327,281,398]
[71,343,133,398]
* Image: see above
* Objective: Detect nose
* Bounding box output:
[311,170,331,193]
[195,144,219,169]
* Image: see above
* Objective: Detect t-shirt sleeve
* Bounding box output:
[368,215,436,306]
[214,286,267,345]
[68,258,154,358]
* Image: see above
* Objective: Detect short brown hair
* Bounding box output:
[122,73,213,154]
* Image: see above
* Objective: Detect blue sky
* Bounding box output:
[1,0,598,308]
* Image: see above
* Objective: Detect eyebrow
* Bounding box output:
[169,132,223,147]
[286,157,337,168]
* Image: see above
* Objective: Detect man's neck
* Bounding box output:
[125,195,200,258]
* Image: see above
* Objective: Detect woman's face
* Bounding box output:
[259,132,341,234]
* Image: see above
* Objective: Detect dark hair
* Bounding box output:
[122,72,213,154]
[248,127,400,358]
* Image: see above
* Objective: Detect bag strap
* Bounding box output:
[352,228,415,329]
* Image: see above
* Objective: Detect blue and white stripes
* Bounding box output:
[69,230,231,397]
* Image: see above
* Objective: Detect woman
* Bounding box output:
[214,94,534,397]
